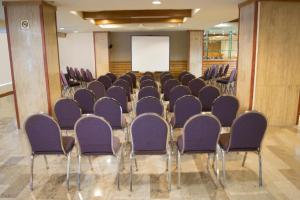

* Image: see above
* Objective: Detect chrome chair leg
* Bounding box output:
[221,150,226,182]
[168,150,172,191]
[66,153,71,190]
[207,154,211,172]
[43,155,49,170]
[77,154,81,190]
[134,157,138,171]
[258,151,263,187]
[88,156,93,171]
[130,152,133,192]
[242,152,247,167]
[166,154,168,172]
[177,150,181,189]
[215,152,219,180]
[30,154,35,191]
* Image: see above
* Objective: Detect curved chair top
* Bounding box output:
[138,86,160,100]
[188,78,206,97]
[163,79,180,101]
[74,88,95,114]
[136,96,164,117]
[87,81,106,100]
[106,72,117,83]
[140,79,158,89]
[178,71,190,82]
[198,86,220,112]
[181,73,195,86]
[168,85,191,112]
[97,75,112,90]
[107,86,129,113]
[140,75,154,83]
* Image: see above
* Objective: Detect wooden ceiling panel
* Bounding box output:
[95,18,184,25]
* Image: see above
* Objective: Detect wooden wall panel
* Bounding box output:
[188,31,203,77]
[94,32,110,77]
[5,3,49,127]
[253,1,300,126]
[236,2,256,112]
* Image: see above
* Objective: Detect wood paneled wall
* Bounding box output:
[188,30,203,77]
[94,32,110,77]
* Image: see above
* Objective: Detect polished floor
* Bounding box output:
[0,95,300,200]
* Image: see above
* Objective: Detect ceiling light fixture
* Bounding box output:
[89,19,95,24]
[99,24,121,29]
[214,23,230,28]
[59,27,65,30]
[193,8,201,15]
[70,10,78,15]
[152,0,161,5]
[183,17,187,23]
[74,30,79,33]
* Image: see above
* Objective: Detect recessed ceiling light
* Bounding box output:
[59,27,65,30]
[99,24,121,29]
[89,19,95,24]
[183,17,188,23]
[74,30,79,33]
[70,10,78,15]
[193,8,201,15]
[215,23,230,28]
[152,0,161,5]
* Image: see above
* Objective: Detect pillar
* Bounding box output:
[93,32,110,77]
[188,30,204,77]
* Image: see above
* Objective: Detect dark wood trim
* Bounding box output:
[239,0,300,8]
[0,91,14,98]
[39,4,52,115]
[4,5,20,128]
[54,5,62,96]
[297,92,300,125]
[248,1,259,110]
[236,4,241,96]
[93,32,97,78]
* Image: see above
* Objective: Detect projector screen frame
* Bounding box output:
[130,35,171,72]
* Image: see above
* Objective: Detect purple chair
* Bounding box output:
[176,114,221,187]
[86,69,95,82]
[66,66,71,77]
[140,75,154,83]
[106,72,117,83]
[163,79,180,101]
[74,89,95,114]
[198,86,220,112]
[87,81,106,100]
[107,86,132,113]
[168,85,191,112]
[217,65,224,78]
[127,72,137,89]
[188,78,206,97]
[138,86,160,100]
[217,69,237,95]
[181,74,195,86]
[54,98,82,131]
[170,95,202,129]
[97,75,112,90]
[120,74,133,93]
[140,79,158,89]
[218,111,267,186]
[160,74,173,93]
[130,113,171,191]
[212,96,239,127]
[136,96,164,116]
[222,64,230,77]
[160,72,170,80]
[178,71,190,82]
[60,71,79,97]
[75,115,123,190]
[144,71,154,78]
[24,113,75,190]
[80,68,89,83]
[69,67,77,80]
[201,67,211,81]
[75,68,83,82]
[114,79,132,101]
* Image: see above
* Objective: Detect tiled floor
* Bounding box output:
[0,95,300,199]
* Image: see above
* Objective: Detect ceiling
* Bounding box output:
[0,0,244,33]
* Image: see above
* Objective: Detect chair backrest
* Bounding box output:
[75,115,116,155]
[106,72,117,83]
[144,71,154,78]
[209,66,218,79]
[86,69,94,82]
[223,64,230,76]
[140,79,158,89]
[113,79,131,101]
[198,86,220,112]
[87,81,106,100]
[169,85,191,112]
[228,68,237,83]
[119,74,133,92]
[131,113,168,153]
[24,113,64,154]
[97,75,112,90]
[69,67,76,80]
[127,72,137,88]
[212,96,239,127]
[163,79,180,101]
[228,111,267,151]
[66,66,70,77]
[188,78,206,96]
[181,114,221,153]
[54,98,82,130]
[173,95,202,128]
[80,68,89,82]
[161,74,173,88]
[74,89,95,114]
[217,65,224,78]
[75,68,83,81]
[140,75,154,83]
[107,86,129,113]
[178,71,190,82]
[138,86,160,100]
[181,74,195,86]
[60,71,69,87]
[136,96,164,116]
[94,97,123,129]
[160,72,170,80]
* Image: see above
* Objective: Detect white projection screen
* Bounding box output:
[131,36,170,72]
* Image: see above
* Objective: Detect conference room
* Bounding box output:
[0,0,299,199]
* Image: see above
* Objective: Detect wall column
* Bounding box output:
[93,32,110,77]
[188,30,204,77]
[3,1,61,128]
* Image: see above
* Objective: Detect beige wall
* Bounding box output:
[188,30,203,77]
[94,32,110,77]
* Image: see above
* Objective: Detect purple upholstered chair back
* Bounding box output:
[24,114,63,154]
[87,81,106,100]
[198,86,220,112]
[140,75,154,83]
[172,95,202,128]
[228,112,267,151]
[144,71,154,78]
[212,96,239,127]
[140,79,158,89]
[106,72,117,83]
[217,65,224,78]
[66,66,70,76]
[163,79,180,101]
[160,72,170,80]
[75,115,117,155]
[54,98,81,130]
[181,74,195,86]
[80,68,89,82]
[75,68,83,81]
[114,79,131,101]
[94,97,123,129]
[228,68,237,83]
[209,66,218,79]
[60,72,69,87]
[97,75,112,90]
[188,78,206,96]
[178,71,190,82]
[161,74,173,90]
[127,72,137,88]
[120,74,133,93]
[86,69,94,81]
[131,113,168,154]
[136,97,164,116]
[74,89,95,114]
[180,114,221,153]
[138,86,160,100]
[107,86,129,113]
[169,85,191,112]
[69,67,76,80]
[223,64,230,76]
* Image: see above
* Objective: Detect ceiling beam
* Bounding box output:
[83,9,192,19]
[95,18,184,25]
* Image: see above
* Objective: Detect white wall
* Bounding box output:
[58,33,95,76]
[0,33,12,93]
